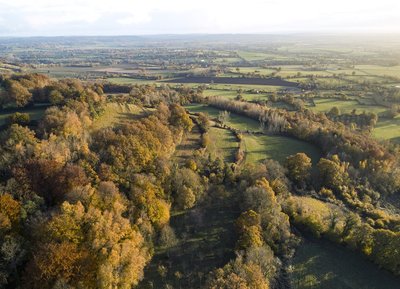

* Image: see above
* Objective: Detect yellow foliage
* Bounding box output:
[0,193,21,231]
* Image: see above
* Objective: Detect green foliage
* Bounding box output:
[5,112,30,126]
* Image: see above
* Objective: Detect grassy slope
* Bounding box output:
[291,239,400,289]
[0,105,48,126]
[173,125,202,163]
[207,127,239,163]
[242,134,321,164]
[91,102,147,129]
[186,104,321,164]
[185,104,262,132]
[372,117,400,144]
[139,199,239,289]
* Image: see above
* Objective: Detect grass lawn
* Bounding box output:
[185,104,262,132]
[207,127,239,163]
[290,238,400,289]
[242,134,321,164]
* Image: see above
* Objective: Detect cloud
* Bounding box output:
[0,0,399,35]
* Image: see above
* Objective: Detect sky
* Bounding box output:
[0,0,399,36]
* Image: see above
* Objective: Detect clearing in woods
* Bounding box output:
[290,238,400,289]
[242,134,321,164]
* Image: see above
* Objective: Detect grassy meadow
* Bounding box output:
[242,134,321,164]
[207,127,239,163]
[92,102,149,129]
[290,239,400,289]
[185,104,262,132]
[0,105,48,126]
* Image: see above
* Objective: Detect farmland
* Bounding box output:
[1,35,400,289]
[166,76,299,87]
[372,117,400,144]
[308,98,388,116]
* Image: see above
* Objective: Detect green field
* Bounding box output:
[231,67,277,75]
[372,117,400,144]
[0,105,48,126]
[92,102,148,129]
[202,89,269,101]
[242,134,321,164]
[237,51,272,61]
[106,77,158,85]
[174,125,202,163]
[185,104,262,132]
[291,239,400,289]
[186,104,321,164]
[355,65,400,79]
[207,127,239,163]
[305,98,400,144]
[206,83,286,92]
[308,98,388,116]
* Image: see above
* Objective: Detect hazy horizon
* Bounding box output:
[0,0,399,36]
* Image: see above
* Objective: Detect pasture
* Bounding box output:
[242,134,320,164]
[204,83,288,92]
[308,98,388,116]
[106,77,158,85]
[207,127,239,163]
[202,89,269,101]
[355,65,400,79]
[372,117,400,144]
[166,76,299,87]
[185,104,262,132]
[92,102,149,129]
[290,239,400,289]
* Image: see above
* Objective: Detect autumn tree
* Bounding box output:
[236,210,263,250]
[284,153,312,186]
